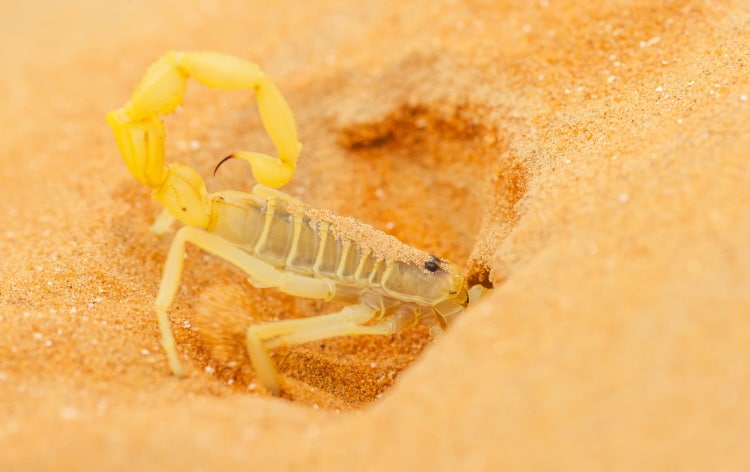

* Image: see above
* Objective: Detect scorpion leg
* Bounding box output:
[150,209,177,235]
[246,305,404,395]
[154,226,335,377]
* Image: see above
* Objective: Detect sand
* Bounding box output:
[1,0,749,470]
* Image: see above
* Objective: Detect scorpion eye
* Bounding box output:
[424,255,441,272]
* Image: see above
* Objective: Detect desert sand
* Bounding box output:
[1,0,749,470]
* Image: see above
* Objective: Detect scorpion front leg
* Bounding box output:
[106,51,302,229]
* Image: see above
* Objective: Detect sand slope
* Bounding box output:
[1,0,749,470]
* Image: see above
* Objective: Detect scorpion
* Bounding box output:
[107,51,482,395]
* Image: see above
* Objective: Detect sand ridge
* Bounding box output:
[1,0,749,470]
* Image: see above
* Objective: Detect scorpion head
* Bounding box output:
[422,255,489,325]
[430,262,471,324]
[381,254,468,311]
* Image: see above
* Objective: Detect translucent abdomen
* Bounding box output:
[209,191,466,308]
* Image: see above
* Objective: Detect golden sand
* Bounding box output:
[1,0,749,469]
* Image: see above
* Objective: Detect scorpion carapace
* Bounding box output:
[107,51,481,395]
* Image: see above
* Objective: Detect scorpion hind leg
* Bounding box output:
[245,304,407,395]
[150,208,177,235]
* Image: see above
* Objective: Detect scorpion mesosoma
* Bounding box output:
[107,52,482,394]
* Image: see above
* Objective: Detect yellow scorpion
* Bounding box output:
[107,52,482,395]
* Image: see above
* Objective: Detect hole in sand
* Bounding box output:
[108,64,527,408]
[335,104,495,267]
[185,102,528,409]
[336,104,527,288]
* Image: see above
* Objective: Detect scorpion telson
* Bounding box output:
[213,154,237,177]
[107,51,483,395]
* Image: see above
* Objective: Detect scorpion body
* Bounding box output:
[107,51,477,394]
[207,186,468,322]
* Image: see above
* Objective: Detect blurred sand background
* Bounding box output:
[1,0,749,470]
